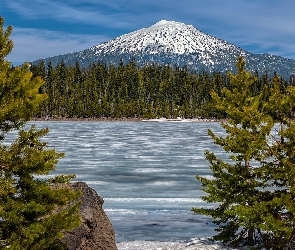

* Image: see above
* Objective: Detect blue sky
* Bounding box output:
[1,0,295,65]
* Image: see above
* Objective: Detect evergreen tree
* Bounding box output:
[31,55,288,120]
[237,76,295,248]
[0,17,81,249]
[192,56,274,247]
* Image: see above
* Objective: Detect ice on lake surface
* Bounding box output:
[116,238,234,249]
[6,121,232,248]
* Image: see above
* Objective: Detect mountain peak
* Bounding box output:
[150,20,186,28]
[91,20,240,57]
[33,20,295,80]
[152,20,172,26]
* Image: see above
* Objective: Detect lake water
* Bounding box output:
[8,121,228,244]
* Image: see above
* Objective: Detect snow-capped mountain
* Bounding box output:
[92,20,244,58]
[33,20,295,80]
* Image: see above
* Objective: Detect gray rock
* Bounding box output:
[61,182,117,250]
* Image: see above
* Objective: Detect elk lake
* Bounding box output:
[6,121,231,249]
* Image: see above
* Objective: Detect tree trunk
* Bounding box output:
[248,227,254,246]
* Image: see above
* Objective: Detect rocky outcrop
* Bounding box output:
[61,182,117,250]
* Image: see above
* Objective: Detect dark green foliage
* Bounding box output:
[0,127,81,250]
[0,17,81,249]
[0,18,44,137]
[193,57,295,249]
[31,56,292,120]
[31,59,232,119]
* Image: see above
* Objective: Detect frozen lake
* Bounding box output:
[8,121,230,248]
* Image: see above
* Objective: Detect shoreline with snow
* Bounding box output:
[116,238,235,250]
[31,117,224,123]
[141,117,221,122]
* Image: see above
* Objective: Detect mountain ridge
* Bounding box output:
[32,20,295,80]
[91,20,244,56]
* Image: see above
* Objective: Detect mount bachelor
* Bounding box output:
[33,20,295,80]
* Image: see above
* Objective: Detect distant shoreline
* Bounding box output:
[31,117,143,122]
[31,117,224,122]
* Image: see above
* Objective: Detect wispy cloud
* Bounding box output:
[6,27,110,63]
[3,0,295,62]
[3,0,133,29]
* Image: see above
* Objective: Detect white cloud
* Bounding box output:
[4,0,295,62]
[6,27,110,63]
[3,0,132,29]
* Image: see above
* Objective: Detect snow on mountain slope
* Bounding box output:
[32,20,295,80]
[90,20,245,64]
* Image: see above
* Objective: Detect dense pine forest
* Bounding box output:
[30,59,294,119]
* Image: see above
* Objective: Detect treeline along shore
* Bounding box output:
[31,59,294,120]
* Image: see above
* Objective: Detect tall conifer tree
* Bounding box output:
[237,76,295,248]
[0,17,81,250]
[192,56,274,247]
[193,56,295,248]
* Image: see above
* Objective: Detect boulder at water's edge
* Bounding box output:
[61,182,117,250]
